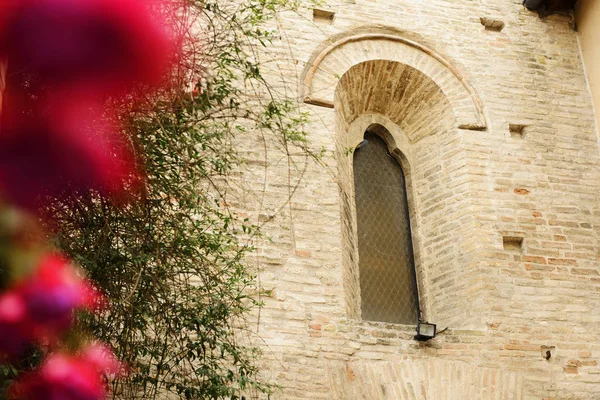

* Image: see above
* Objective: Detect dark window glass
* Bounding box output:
[353,132,418,324]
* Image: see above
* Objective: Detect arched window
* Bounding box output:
[353,131,419,324]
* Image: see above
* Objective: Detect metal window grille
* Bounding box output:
[353,132,419,324]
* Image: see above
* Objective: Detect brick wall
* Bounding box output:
[233,0,600,398]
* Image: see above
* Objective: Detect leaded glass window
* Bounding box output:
[353,132,419,324]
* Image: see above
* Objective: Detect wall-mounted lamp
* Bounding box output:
[414,321,436,341]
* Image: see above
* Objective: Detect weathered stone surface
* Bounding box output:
[232,1,600,398]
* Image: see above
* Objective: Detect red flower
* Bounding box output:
[81,343,122,376]
[0,292,31,358]
[0,253,102,358]
[18,254,98,324]
[10,343,121,400]
[0,0,175,97]
[0,0,174,209]
[0,93,139,210]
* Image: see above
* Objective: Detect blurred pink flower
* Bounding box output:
[0,254,102,358]
[0,93,139,210]
[0,292,31,358]
[0,0,174,97]
[0,0,168,395]
[0,0,175,209]
[17,254,99,326]
[10,343,121,400]
[82,342,123,376]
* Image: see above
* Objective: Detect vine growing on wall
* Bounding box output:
[0,0,177,399]
[37,0,313,398]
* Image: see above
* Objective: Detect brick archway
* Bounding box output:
[327,29,488,329]
[300,26,488,131]
[336,60,455,143]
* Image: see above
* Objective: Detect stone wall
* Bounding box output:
[233,0,600,398]
[575,0,600,133]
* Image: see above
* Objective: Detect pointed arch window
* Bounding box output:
[353,131,419,325]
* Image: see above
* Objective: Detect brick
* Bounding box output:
[231,1,600,398]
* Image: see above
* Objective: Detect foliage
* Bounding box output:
[42,0,311,398]
[0,0,172,398]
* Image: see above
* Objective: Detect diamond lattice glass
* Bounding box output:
[353,132,418,324]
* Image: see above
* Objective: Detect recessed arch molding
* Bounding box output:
[301,26,488,131]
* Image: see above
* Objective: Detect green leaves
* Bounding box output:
[38,0,313,397]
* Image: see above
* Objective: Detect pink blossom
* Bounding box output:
[0,0,173,209]
[17,254,99,327]
[10,344,121,400]
[0,254,102,358]
[0,94,139,210]
[0,292,31,358]
[81,343,122,377]
[0,0,175,97]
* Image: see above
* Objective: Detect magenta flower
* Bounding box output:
[10,343,121,400]
[0,0,174,97]
[0,253,101,359]
[17,254,99,327]
[0,94,138,210]
[81,343,122,376]
[0,0,172,397]
[0,0,176,209]
[0,292,31,358]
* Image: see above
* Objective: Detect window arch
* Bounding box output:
[353,130,419,324]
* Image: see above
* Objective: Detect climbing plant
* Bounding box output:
[40,0,312,398]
